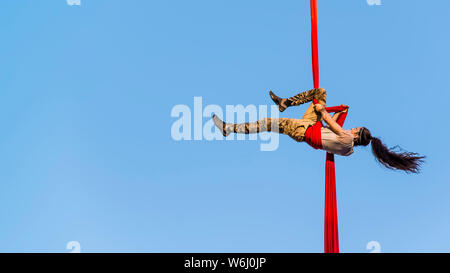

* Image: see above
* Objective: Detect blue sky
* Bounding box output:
[0,0,449,253]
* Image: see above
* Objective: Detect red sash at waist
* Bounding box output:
[304,121,323,150]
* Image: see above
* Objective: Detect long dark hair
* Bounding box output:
[354,127,425,173]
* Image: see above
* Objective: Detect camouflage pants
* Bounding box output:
[229,88,327,142]
[286,87,327,107]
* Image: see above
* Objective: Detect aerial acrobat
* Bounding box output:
[212,87,424,173]
[210,0,425,254]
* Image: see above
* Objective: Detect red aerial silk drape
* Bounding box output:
[310,0,348,253]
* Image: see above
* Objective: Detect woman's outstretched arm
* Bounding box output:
[331,106,348,122]
[314,104,346,136]
[331,112,342,122]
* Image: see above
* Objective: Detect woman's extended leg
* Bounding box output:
[269,88,327,112]
[212,115,309,142]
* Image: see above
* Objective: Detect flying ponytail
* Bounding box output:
[355,127,425,173]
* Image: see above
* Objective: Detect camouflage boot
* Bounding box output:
[269,90,290,112]
[212,114,231,137]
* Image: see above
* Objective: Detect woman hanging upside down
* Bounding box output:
[212,88,424,173]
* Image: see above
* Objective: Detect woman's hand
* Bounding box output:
[314,103,325,113]
[339,104,348,113]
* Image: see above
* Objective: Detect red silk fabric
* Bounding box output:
[323,105,348,253]
[309,0,349,253]
[310,0,319,89]
[304,121,323,150]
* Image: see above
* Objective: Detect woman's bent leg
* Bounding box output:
[270,88,327,112]
[287,87,327,106]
